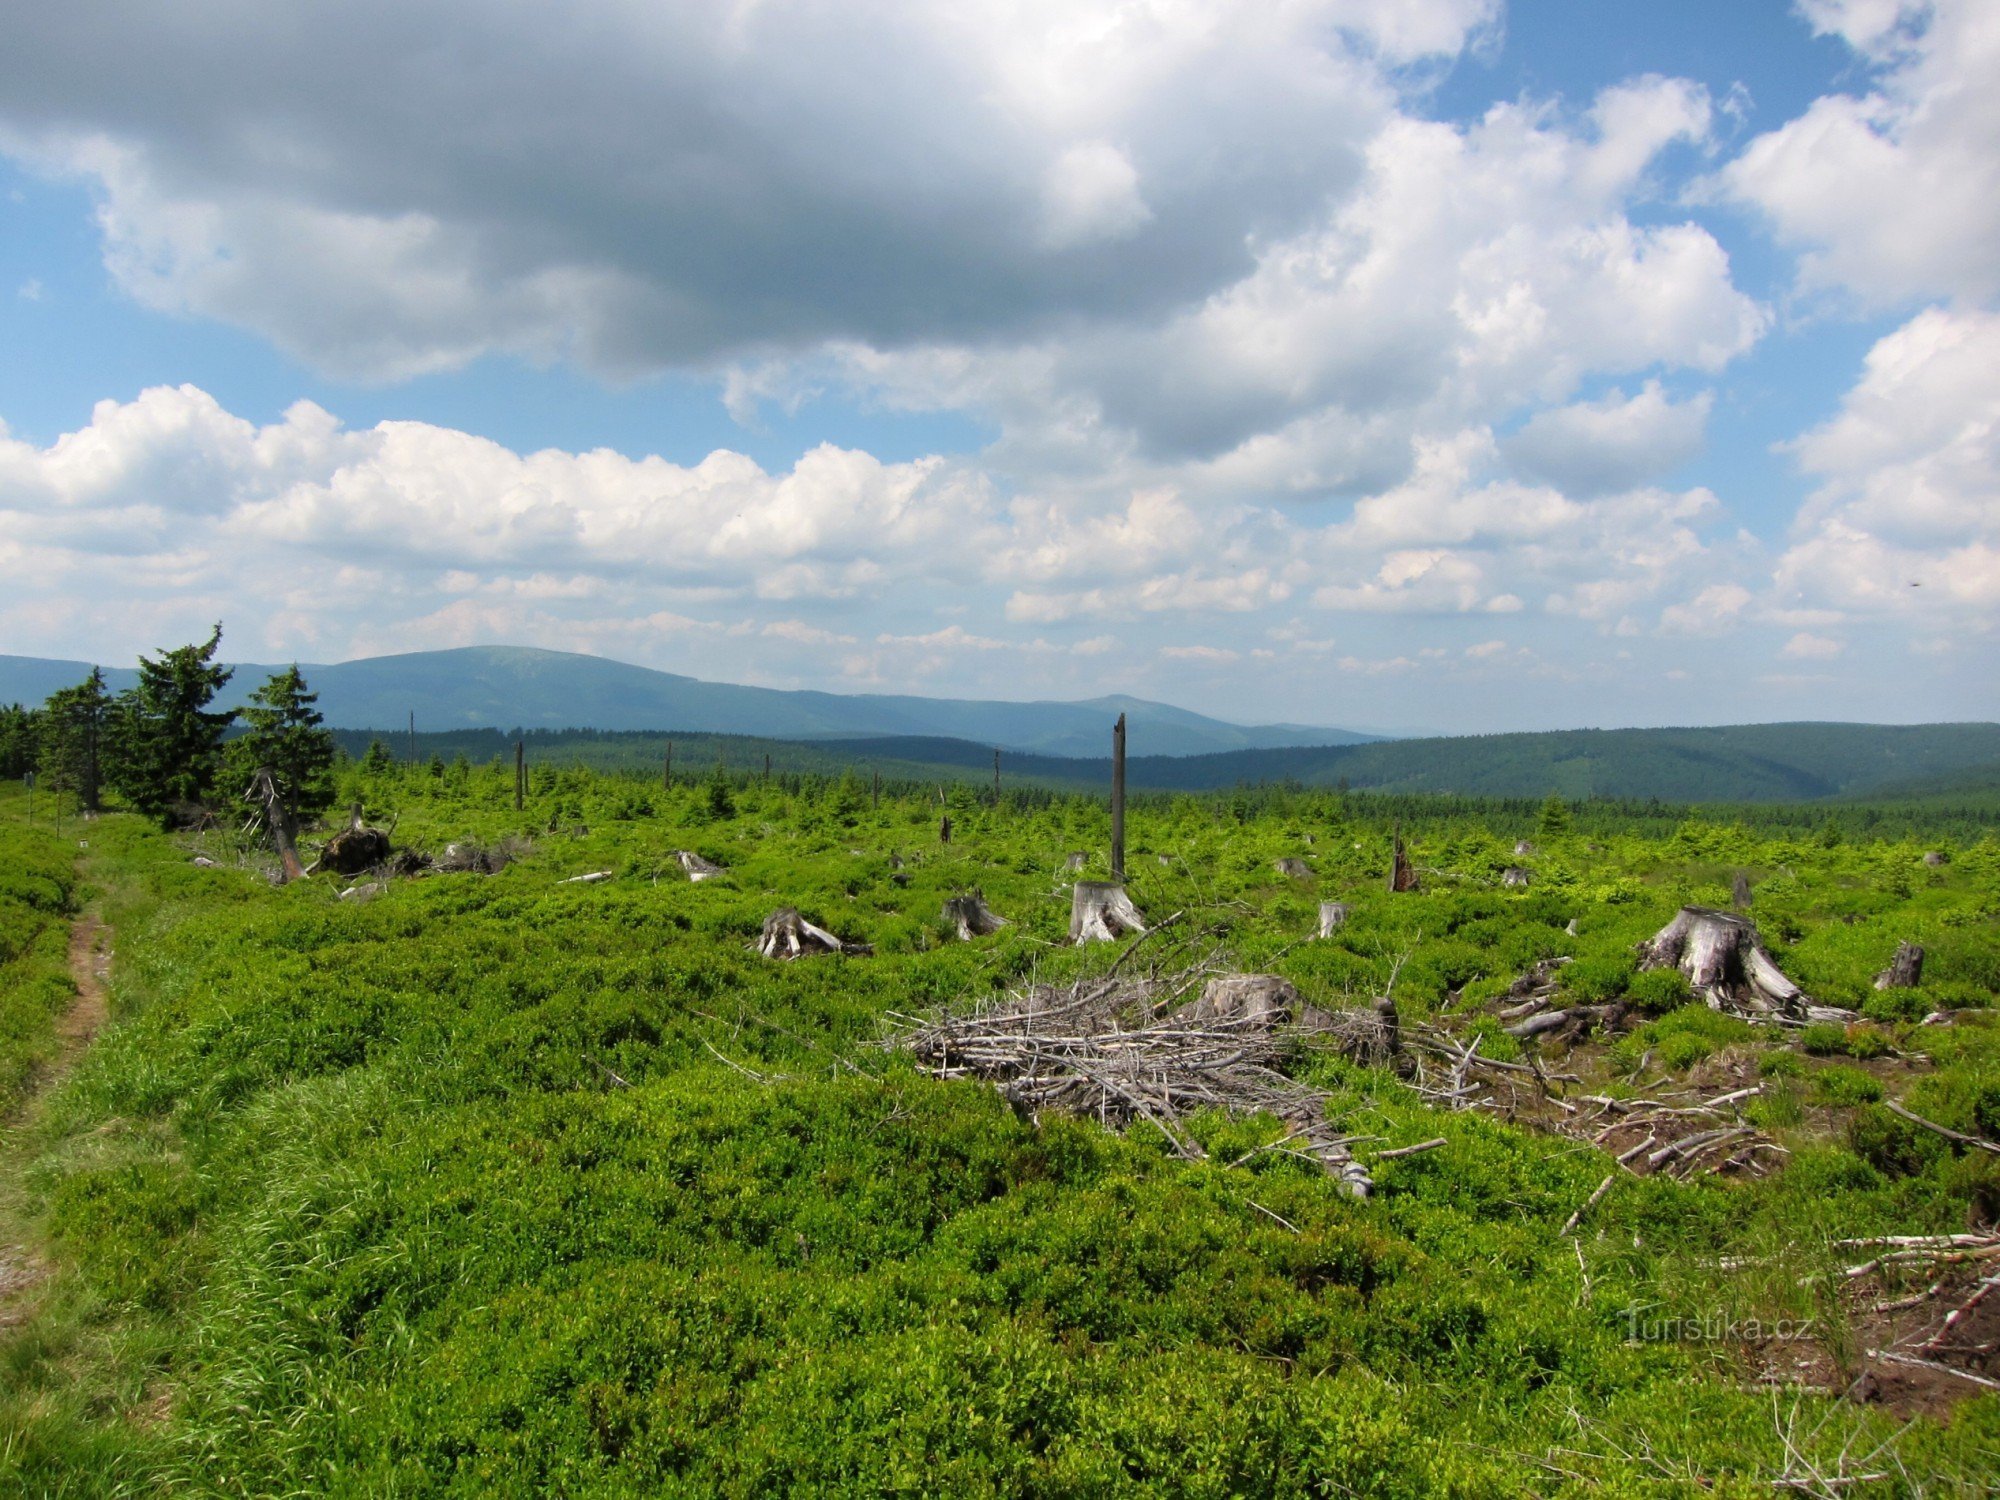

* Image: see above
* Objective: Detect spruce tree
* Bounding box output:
[234,664,337,822]
[0,703,38,780]
[114,623,237,823]
[41,667,114,811]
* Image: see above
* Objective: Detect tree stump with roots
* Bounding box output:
[1317,902,1350,938]
[1069,882,1146,944]
[942,892,1009,941]
[757,908,867,959]
[675,850,725,881]
[310,803,391,876]
[1638,907,1812,1018]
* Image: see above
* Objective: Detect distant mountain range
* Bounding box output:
[0,645,1370,759]
[10,645,1997,803]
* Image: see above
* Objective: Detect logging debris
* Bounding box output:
[307,803,391,877]
[674,849,726,882]
[892,951,1382,1195]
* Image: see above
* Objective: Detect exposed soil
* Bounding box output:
[0,909,113,1331]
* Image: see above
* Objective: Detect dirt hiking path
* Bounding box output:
[0,908,112,1330]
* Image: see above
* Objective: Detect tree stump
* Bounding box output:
[1638,907,1807,1016]
[1069,882,1146,944]
[1732,871,1753,910]
[1183,974,1298,1026]
[1874,941,1925,990]
[1500,866,1530,887]
[1388,833,1417,893]
[1317,902,1350,938]
[1274,858,1312,879]
[1513,840,1535,856]
[757,908,865,959]
[1922,851,1946,868]
[674,850,725,881]
[942,892,1008,941]
[1063,852,1088,873]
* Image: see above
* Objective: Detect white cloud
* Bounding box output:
[1781,631,1845,659]
[1776,306,2000,616]
[1502,382,1710,496]
[1722,0,2000,306]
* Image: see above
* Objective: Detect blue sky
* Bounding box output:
[1,0,1994,733]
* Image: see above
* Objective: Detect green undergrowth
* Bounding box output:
[0,800,82,1115]
[1,769,1997,1494]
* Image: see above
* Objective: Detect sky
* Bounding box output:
[0,0,1995,735]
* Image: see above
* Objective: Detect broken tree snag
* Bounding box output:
[1317,902,1350,938]
[1183,974,1299,1027]
[1069,881,1146,944]
[942,891,1009,941]
[1500,866,1531,888]
[1732,871,1753,910]
[939,813,952,844]
[1063,852,1089,874]
[1274,858,1312,879]
[674,849,725,882]
[756,907,868,959]
[1513,840,1535,856]
[1110,712,1127,882]
[1874,941,1925,990]
[310,803,392,877]
[1638,906,1809,1017]
[1388,830,1418,893]
[243,766,306,883]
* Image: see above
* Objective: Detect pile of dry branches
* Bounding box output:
[891,950,1377,1196]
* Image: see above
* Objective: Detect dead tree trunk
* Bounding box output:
[244,767,306,883]
[1388,830,1417,893]
[1110,713,1126,882]
[1317,902,1350,938]
[1874,941,1925,990]
[942,891,1009,941]
[939,813,952,844]
[1070,881,1146,944]
[756,908,865,959]
[1732,870,1753,910]
[1638,907,1811,1017]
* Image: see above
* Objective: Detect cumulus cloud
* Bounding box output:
[1502,382,1710,496]
[1722,0,2000,306]
[1774,305,2000,615]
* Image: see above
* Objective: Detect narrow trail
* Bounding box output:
[0,907,112,1331]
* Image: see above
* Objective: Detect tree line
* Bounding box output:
[0,625,338,827]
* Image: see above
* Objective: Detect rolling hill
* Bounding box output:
[0,645,1367,759]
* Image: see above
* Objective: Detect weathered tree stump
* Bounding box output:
[942,891,1008,941]
[757,908,866,959]
[1063,852,1088,873]
[1513,840,1535,856]
[1389,833,1417,893]
[1638,907,1809,1017]
[1922,851,1946,868]
[1317,901,1350,938]
[1501,866,1530,887]
[939,814,952,844]
[1274,858,1312,879]
[1069,881,1146,944]
[1874,941,1925,990]
[674,849,725,881]
[1731,871,1753,910]
[1183,974,1299,1026]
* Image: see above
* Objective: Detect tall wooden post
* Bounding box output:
[514,739,524,811]
[1110,713,1126,883]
